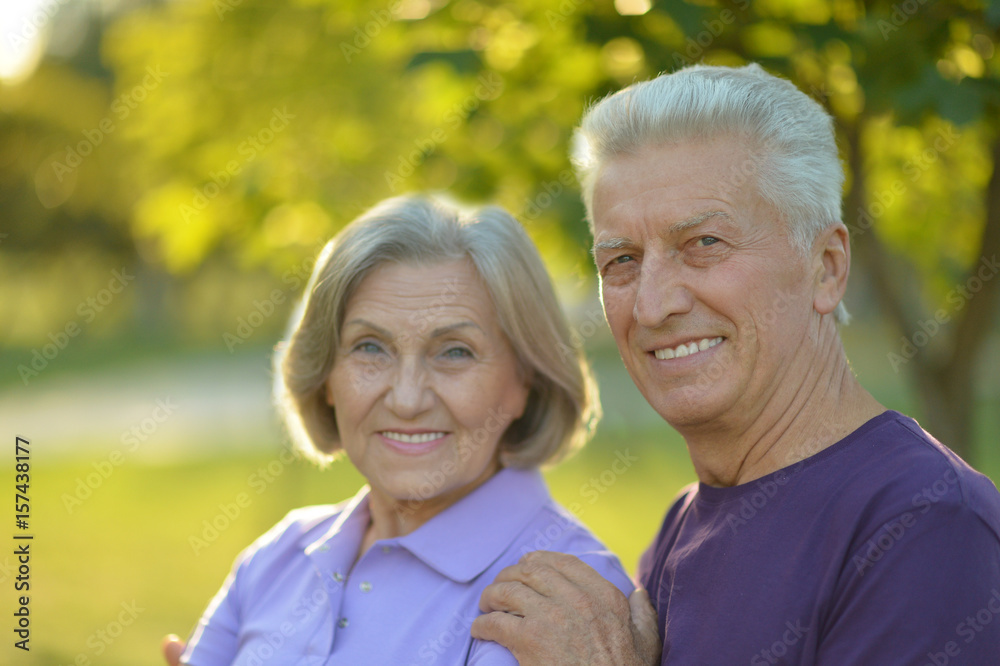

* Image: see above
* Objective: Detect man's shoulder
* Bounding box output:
[810,410,1000,540]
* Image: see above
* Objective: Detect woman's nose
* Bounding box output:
[384,356,434,418]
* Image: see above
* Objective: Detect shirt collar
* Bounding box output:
[302,485,370,558]
[301,468,551,583]
[397,467,551,583]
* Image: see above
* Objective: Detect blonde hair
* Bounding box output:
[274,195,600,467]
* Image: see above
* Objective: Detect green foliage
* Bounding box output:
[3,0,999,345]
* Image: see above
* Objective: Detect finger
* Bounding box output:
[477,580,543,614]
[470,610,523,644]
[489,558,571,599]
[628,587,663,665]
[161,634,186,666]
[520,550,611,589]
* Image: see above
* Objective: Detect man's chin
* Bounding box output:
[645,386,729,431]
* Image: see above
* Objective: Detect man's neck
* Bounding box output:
[681,326,885,488]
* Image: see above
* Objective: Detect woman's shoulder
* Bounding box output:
[516,497,636,595]
[237,495,360,569]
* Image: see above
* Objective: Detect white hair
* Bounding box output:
[574,63,849,324]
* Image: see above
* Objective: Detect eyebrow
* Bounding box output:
[592,237,635,253]
[592,210,734,257]
[429,321,481,338]
[668,210,732,233]
[343,319,392,338]
[343,319,481,339]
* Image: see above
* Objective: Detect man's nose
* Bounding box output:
[633,254,694,328]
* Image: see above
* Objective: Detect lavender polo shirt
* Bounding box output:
[182,467,633,665]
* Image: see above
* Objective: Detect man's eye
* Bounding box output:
[695,236,720,247]
[612,255,634,264]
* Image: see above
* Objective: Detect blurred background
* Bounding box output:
[2,0,999,663]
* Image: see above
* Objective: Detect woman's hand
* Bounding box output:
[161,634,186,665]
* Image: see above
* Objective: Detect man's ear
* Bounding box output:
[812,223,850,316]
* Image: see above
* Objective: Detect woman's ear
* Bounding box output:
[812,223,850,316]
[324,373,335,408]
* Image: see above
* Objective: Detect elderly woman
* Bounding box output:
[172,195,632,665]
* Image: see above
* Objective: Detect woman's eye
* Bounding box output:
[442,346,473,359]
[354,342,383,354]
[695,236,720,247]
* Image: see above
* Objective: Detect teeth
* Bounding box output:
[653,337,723,360]
[382,431,446,443]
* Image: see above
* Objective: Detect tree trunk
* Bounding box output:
[843,120,1000,463]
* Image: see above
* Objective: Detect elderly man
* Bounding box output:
[471,64,1000,664]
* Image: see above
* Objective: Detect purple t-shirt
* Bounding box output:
[639,410,1000,665]
[182,467,633,665]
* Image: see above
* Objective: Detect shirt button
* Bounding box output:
[381,545,391,553]
[333,572,344,582]
[338,617,349,628]
[317,545,330,552]
[360,581,372,592]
